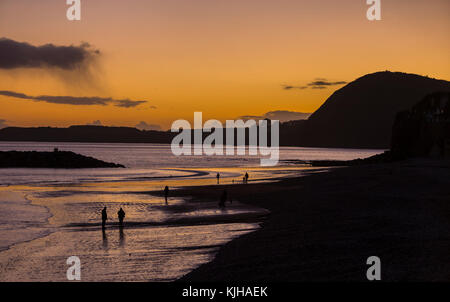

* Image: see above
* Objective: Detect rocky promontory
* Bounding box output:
[0,150,125,168]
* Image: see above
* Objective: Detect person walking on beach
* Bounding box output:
[245,172,249,184]
[164,185,169,204]
[219,189,227,207]
[101,207,107,229]
[216,172,220,184]
[118,207,126,227]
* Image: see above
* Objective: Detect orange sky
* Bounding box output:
[0,0,449,129]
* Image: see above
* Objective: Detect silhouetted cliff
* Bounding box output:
[280,71,450,148]
[311,91,450,166]
[391,91,450,158]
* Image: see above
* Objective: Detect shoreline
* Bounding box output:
[170,158,450,281]
[2,157,448,281]
[0,174,268,281]
[0,190,53,252]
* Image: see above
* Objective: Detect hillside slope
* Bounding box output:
[281,71,450,148]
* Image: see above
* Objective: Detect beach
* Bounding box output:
[0,146,448,281]
[0,142,390,281]
[177,158,450,281]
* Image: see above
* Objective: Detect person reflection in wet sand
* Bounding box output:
[164,185,169,204]
[219,189,227,207]
[102,228,108,250]
[119,226,125,248]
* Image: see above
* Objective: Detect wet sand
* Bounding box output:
[174,159,450,281]
[0,172,267,281]
[0,221,259,281]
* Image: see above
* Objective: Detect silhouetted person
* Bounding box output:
[219,189,227,207]
[101,207,107,229]
[245,172,249,183]
[164,186,169,204]
[216,173,220,184]
[118,207,125,226]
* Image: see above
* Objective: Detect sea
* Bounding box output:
[0,142,383,281]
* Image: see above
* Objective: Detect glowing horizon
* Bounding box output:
[0,0,449,130]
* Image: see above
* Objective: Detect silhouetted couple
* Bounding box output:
[101,206,126,228]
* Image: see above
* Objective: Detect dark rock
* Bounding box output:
[0,150,125,168]
[391,91,450,158]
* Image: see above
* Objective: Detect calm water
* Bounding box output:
[0,142,383,186]
[0,142,383,281]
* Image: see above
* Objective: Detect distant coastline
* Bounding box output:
[1,71,448,150]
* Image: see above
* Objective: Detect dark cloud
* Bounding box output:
[307,80,347,88]
[0,119,8,129]
[0,38,99,70]
[135,121,162,131]
[238,110,311,122]
[0,90,148,108]
[115,99,148,108]
[282,85,307,90]
[283,78,347,90]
